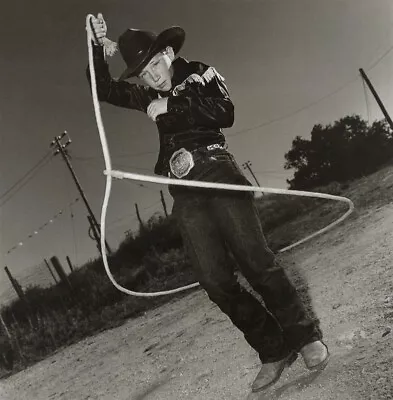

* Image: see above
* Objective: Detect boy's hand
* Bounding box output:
[90,13,107,46]
[147,98,168,121]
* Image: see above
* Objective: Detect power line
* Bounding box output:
[106,215,138,232]
[359,68,393,131]
[366,42,393,72]
[112,163,152,172]
[252,169,288,176]
[73,158,157,191]
[227,76,361,138]
[107,200,162,229]
[360,40,393,125]
[115,151,157,158]
[51,131,112,255]
[73,157,153,173]
[362,76,372,123]
[228,38,393,139]
[69,201,79,265]
[140,200,162,213]
[73,150,157,161]
[0,152,54,208]
[127,181,156,190]
[4,198,80,256]
[64,159,79,266]
[0,151,52,202]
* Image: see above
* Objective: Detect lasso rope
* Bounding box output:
[86,14,355,298]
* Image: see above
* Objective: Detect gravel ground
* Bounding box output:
[1,203,393,399]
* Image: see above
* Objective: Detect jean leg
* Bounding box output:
[172,195,288,362]
[211,192,321,352]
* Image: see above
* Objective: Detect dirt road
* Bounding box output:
[1,203,393,399]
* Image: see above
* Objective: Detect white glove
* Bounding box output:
[89,13,107,46]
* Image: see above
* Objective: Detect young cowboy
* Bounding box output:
[87,14,329,392]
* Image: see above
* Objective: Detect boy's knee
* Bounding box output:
[200,276,240,299]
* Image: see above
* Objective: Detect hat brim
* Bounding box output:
[119,26,185,81]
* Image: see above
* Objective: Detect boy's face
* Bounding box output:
[138,47,174,92]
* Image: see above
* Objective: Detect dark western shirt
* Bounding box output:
[86,46,234,176]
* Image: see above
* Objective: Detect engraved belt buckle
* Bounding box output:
[169,148,195,178]
[207,143,223,151]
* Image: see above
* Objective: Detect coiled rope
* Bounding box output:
[86,14,354,298]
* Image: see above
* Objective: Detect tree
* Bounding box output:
[284,115,393,189]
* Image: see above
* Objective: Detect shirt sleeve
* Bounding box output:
[86,44,155,112]
[166,64,235,129]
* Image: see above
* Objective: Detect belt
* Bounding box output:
[204,143,227,151]
[168,143,227,178]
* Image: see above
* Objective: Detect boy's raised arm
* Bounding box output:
[86,14,155,112]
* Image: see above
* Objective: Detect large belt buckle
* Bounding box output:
[169,148,195,178]
[206,143,222,151]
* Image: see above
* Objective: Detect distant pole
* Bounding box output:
[4,267,27,304]
[242,160,261,187]
[50,256,72,292]
[359,68,393,131]
[66,256,74,273]
[50,131,112,254]
[44,258,58,284]
[135,203,145,229]
[160,190,168,218]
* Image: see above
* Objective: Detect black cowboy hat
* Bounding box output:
[117,26,185,80]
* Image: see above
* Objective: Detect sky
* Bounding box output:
[1,0,393,304]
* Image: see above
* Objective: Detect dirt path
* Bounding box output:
[1,204,393,399]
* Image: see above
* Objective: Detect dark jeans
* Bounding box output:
[169,150,321,363]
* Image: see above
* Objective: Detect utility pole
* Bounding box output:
[242,160,261,187]
[88,215,102,255]
[66,256,74,273]
[44,258,58,284]
[4,267,29,308]
[50,256,72,292]
[160,190,168,218]
[50,131,112,254]
[359,68,393,131]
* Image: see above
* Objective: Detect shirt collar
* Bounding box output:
[170,57,191,87]
[155,57,190,97]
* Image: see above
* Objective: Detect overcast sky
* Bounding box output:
[1,0,392,303]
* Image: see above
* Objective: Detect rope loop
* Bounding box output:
[86,14,355,297]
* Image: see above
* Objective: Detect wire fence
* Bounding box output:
[0,257,73,308]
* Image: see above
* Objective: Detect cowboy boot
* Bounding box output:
[300,340,330,371]
[251,352,297,392]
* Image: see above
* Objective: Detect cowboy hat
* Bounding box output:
[117,26,185,80]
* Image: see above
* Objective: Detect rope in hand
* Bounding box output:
[85,14,355,298]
